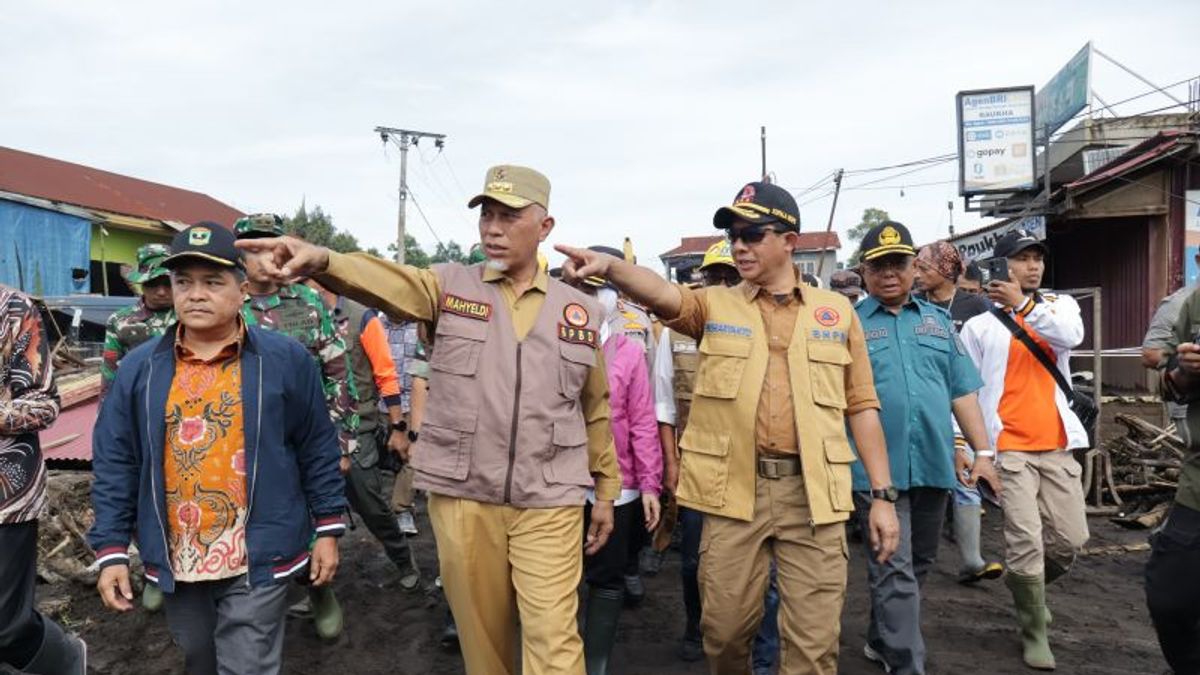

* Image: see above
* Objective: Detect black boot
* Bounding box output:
[584,586,625,675]
[18,618,87,675]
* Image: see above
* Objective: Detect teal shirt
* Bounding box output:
[850,295,983,491]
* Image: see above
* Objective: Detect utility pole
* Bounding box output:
[948,200,955,237]
[815,169,845,279]
[760,126,767,181]
[374,126,446,264]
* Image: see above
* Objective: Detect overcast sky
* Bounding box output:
[4,1,1198,270]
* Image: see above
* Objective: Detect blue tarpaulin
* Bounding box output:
[0,199,92,296]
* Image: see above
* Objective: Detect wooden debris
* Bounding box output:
[1080,542,1152,556]
[1089,414,1187,528]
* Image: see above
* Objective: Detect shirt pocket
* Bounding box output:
[411,412,478,481]
[677,426,731,508]
[808,341,851,409]
[559,342,596,400]
[543,419,593,487]
[693,336,751,399]
[430,317,487,376]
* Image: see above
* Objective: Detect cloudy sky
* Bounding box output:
[4,1,1198,270]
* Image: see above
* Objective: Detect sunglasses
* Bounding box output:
[726,225,780,245]
[863,257,913,274]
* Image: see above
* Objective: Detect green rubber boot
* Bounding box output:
[1006,573,1056,670]
[309,585,344,640]
[583,586,625,675]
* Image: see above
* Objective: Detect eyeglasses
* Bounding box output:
[726,225,779,245]
[862,257,913,274]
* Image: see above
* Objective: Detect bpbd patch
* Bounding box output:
[441,294,492,321]
[558,323,598,347]
[563,302,589,327]
[814,306,840,327]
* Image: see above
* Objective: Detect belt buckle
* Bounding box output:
[758,458,779,480]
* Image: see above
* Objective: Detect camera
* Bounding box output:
[978,257,1010,285]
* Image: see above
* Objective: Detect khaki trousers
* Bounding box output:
[428,494,584,675]
[996,450,1090,576]
[700,474,848,675]
[390,463,415,512]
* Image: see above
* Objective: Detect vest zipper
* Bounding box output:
[244,355,263,588]
[146,359,171,583]
[503,343,523,504]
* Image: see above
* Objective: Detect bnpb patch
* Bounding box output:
[563,302,589,327]
[441,294,492,321]
[558,323,598,347]
[814,306,840,327]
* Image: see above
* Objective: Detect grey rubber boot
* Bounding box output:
[1006,573,1056,670]
[584,586,625,675]
[19,618,87,675]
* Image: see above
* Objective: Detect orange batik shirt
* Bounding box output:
[163,325,250,582]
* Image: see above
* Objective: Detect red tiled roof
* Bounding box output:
[660,231,841,258]
[41,400,98,464]
[0,146,244,226]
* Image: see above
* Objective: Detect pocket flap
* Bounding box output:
[808,342,851,365]
[823,437,857,464]
[427,410,478,433]
[679,427,731,457]
[560,342,596,367]
[699,336,752,358]
[435,315,488,341]
[552,419,588,447]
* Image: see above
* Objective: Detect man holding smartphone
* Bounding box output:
[959,229,1089,671]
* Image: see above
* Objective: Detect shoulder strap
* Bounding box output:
[989,307,1073,396]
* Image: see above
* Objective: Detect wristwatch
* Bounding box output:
[407,429,419,443]
[391,420,409,433]
[870,486,899,503]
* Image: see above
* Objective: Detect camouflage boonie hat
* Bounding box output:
[125,243,171,284]
[234,213,285,240]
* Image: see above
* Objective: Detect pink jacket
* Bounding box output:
[603,333,663,496]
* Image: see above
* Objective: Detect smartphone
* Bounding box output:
[979,257,1010,285]
[961,468,1003,508]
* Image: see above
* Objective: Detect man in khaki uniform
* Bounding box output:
[559,181,900,675]
[237,165,621,675]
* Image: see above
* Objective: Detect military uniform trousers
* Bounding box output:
[346,430,416,574]
[699,473,848,675]
[428,494,585,675]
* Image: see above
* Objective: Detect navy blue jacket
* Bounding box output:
[88,325,346,591]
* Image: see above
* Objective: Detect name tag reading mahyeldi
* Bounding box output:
[558,323,598,347]
[441,294,492,321]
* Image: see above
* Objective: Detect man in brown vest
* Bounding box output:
[236,165,621,675]
[559,181,901,675]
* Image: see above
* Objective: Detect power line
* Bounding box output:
[439,150,471,198]
[405,187,445,247]
[845,179,958,192]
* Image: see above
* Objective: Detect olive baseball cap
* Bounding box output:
[125,243,172,284]
[163,223,244,270]
[234,213,285,240]
[468,165,550,210]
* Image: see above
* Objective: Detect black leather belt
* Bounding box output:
[757,454,801,479]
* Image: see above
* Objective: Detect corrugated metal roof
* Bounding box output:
[0,146,244,227]
[41,400,98,464]
[660,232,841,258]
[1066,131,1196,193]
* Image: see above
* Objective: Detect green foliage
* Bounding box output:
[430,241,465,264]
[283,203,362,254]
[846,207,890,265]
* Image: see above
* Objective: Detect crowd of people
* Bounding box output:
[0,162,1197,675]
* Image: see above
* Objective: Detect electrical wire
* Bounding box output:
[405,187,445,247]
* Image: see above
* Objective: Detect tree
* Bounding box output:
[282,203,362,254]
[386,235,432,268]
[846,207,890,265]
[430,241,465,264]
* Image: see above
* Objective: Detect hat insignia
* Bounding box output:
[879,226,901,246]
[735,184,756,204]
[189,227,212,246]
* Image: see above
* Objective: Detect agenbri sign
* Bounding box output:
[951,215,1047,261]
[957,86,1038,195]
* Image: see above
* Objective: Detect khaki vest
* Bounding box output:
[411,263,603,508]
[339,299,383,432]
[676,285,859,524]
[669,329,698,431]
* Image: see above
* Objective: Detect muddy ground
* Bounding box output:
[41,497,1166,674]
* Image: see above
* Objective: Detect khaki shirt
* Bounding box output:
[319,252,621,500]
[669,277,879,454]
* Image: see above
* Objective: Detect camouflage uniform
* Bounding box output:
[100,244,176,398]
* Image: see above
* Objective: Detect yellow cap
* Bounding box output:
[699,240,734,270]
[468,165,550,210]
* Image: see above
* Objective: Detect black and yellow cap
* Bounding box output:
[163,222,244,270]
[713,182,800,231]
[860,221,916,261]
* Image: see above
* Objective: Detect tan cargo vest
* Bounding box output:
[411,263,603,508]
[669,329,698,431]
[676,284,860,524]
